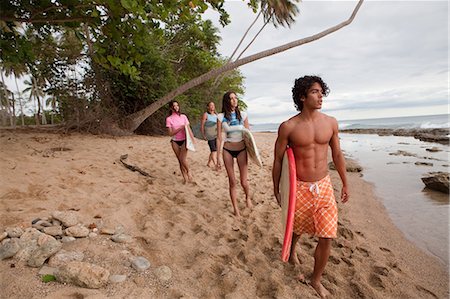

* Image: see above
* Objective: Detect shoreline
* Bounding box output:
[252,127,449,145]
[339,132,449,267]
[0,130,448,298]
[340,128,449,145]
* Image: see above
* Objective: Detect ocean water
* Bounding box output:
[252,114,449,265]
[251,113,450,132]
[339,133,449,265]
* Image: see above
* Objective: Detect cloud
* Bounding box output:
[205,1,448,123]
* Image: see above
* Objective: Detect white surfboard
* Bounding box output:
[185,126,196,151]
[242,128,262,167]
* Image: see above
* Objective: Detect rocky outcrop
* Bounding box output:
[1,210,173,291]
[341,128,449,145]
[421,172,449,194]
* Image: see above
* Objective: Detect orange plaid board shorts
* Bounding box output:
[293,175,338,238]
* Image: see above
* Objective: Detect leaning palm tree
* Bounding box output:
[121,0,364,133]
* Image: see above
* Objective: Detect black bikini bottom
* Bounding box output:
[223,147,246,158]
[172,139,186,147]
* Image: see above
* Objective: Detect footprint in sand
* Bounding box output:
[355,246,370,257]
[337,226,354,240]
[341,257,354,267]
[369,273,385,290]
[373,265,389,276]
[379,246,391,253]
[387,261,402,273]
[328,255,341,265]
[250,225,263,239]
[415,285,439,299]
[355,230,365,237]
[349,279,377,299]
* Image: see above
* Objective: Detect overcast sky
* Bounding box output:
[3,1,448,123]
[205,0,449,124]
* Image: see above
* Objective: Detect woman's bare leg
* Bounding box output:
[223,151,239,217]
[171,141,188,183]
[179,145,192,182]
[236,150,251,209]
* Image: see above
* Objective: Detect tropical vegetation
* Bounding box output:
[0,0,363,134]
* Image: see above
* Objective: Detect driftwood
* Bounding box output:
[119,154,153,177]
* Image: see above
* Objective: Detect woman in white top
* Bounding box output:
[200,101,218,169]
[217,91,252,217]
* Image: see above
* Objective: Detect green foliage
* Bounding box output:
[2,0,305,132]
[41,274,56,283]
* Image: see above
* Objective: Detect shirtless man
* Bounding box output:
[272,75,349,298]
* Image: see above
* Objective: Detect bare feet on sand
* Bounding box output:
[246,199,253,209]
[311,281,331,299]
[289,251,300,266]
[297,273,306,283]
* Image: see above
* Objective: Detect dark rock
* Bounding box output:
[329,160,362,172]
[389,150,417,157]
[422,172,449,194]
[426,147,441,152]
[415,162,433,166]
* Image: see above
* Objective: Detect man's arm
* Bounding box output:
[329,117,349,203]
[272,122,290,205]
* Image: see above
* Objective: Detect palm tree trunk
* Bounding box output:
[11,93,16,128]
[235,17,270,61]
[14,76,25,126]
[122,0,364,132]
[209,10,264,93]
[0,71,13,127]
[34,93,40,126]
[228,10,262,63]
[209,15,271,96]
[41,98,47,125]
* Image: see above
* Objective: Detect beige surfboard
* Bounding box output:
[242,128,262,167]
[185,126,196,151]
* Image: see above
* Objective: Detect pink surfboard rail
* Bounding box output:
[281,147,297,262]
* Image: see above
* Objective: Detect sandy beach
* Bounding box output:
[0,130,448,299]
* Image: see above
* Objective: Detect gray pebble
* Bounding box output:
[109,274,127,283]
[130,256,151,272]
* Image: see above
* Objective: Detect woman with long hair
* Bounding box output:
[217,91,252,217]
[200,101,218,169]
[166,100,194,183]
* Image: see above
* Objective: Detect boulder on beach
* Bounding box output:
[421,172,449,194]
[329,160,363,172]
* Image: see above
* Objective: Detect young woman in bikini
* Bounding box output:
[166,100,194,183]
[217,91,252,217]
[200,101,218,169]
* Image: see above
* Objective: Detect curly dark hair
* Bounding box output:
[292,75,330,111]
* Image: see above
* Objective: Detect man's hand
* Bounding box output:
[341,185,349,203]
